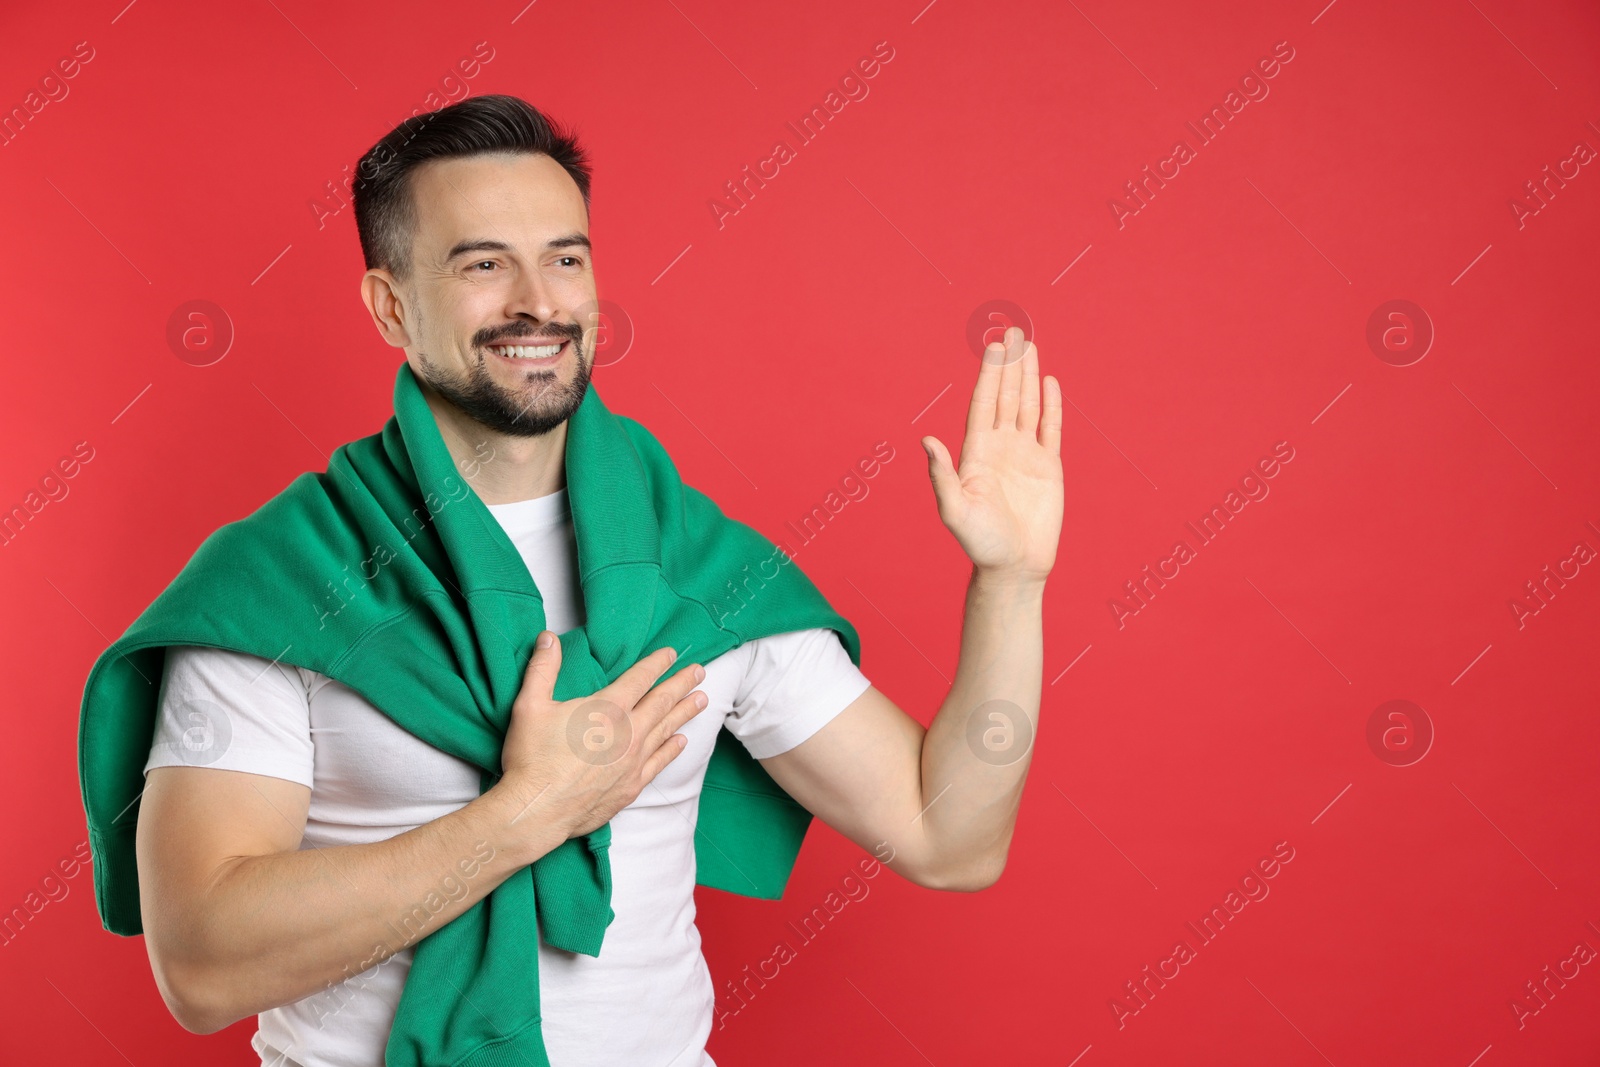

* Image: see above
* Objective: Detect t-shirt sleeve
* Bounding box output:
[723,627,872,759]
[143,644,316,789]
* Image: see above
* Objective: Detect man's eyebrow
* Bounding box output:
[444,233,592,261]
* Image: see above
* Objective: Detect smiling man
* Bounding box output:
[78,94,1063,1067]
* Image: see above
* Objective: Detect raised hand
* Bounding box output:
[921,326,1064,583]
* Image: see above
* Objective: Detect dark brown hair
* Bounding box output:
[352,94,592,284]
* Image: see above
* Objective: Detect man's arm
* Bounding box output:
[758,326,1062,893]
[137,764,569,1034]
[758,569,1043,892]
[138,639,709,1035]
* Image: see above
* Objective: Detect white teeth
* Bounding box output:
[490,342,563,359]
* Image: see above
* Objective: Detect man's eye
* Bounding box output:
[472,260,498,272]
[557,256,583,268]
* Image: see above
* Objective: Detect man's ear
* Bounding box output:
[361,269,413,349]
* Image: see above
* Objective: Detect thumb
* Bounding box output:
[922,436,957,501]
[521,629,562,705]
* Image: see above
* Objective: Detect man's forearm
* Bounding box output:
[918,566,1045,889]
[175,785,566,1033]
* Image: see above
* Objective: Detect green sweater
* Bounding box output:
[77,361,861,1066]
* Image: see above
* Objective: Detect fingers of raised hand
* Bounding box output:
[972,327,1039,436]
[995,328,1026,429]
[1040,374,1063,454]
[968,341,1004,440]
[1018,337,1041,433]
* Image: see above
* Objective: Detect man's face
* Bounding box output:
[399,151,596,437]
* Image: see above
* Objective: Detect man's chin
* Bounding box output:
[417,345,590,437]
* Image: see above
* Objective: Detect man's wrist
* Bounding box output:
[476,776,575,868]
[971,564,1048,596]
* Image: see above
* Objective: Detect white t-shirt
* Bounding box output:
[143,487,871,1067]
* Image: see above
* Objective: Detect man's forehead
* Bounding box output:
[412,154,586,249]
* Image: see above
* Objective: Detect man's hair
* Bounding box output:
[351,94,592,285]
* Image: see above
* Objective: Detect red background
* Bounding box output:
[3,0,1599,1063]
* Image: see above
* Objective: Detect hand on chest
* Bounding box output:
[303,647,746,821]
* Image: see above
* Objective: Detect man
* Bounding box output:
[119,94,1062,1065]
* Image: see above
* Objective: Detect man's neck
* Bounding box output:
[421,387,568,505]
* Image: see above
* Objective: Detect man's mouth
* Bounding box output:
[486,338,569,365]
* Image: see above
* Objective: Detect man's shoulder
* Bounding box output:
[164,642,316,701]
[121,460,379,678]
[185,462,369,574]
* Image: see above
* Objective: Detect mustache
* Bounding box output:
[480,323,582,346]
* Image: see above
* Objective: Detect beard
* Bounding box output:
[416,324,593,438]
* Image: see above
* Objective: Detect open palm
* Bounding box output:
[922,326,1064,581]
